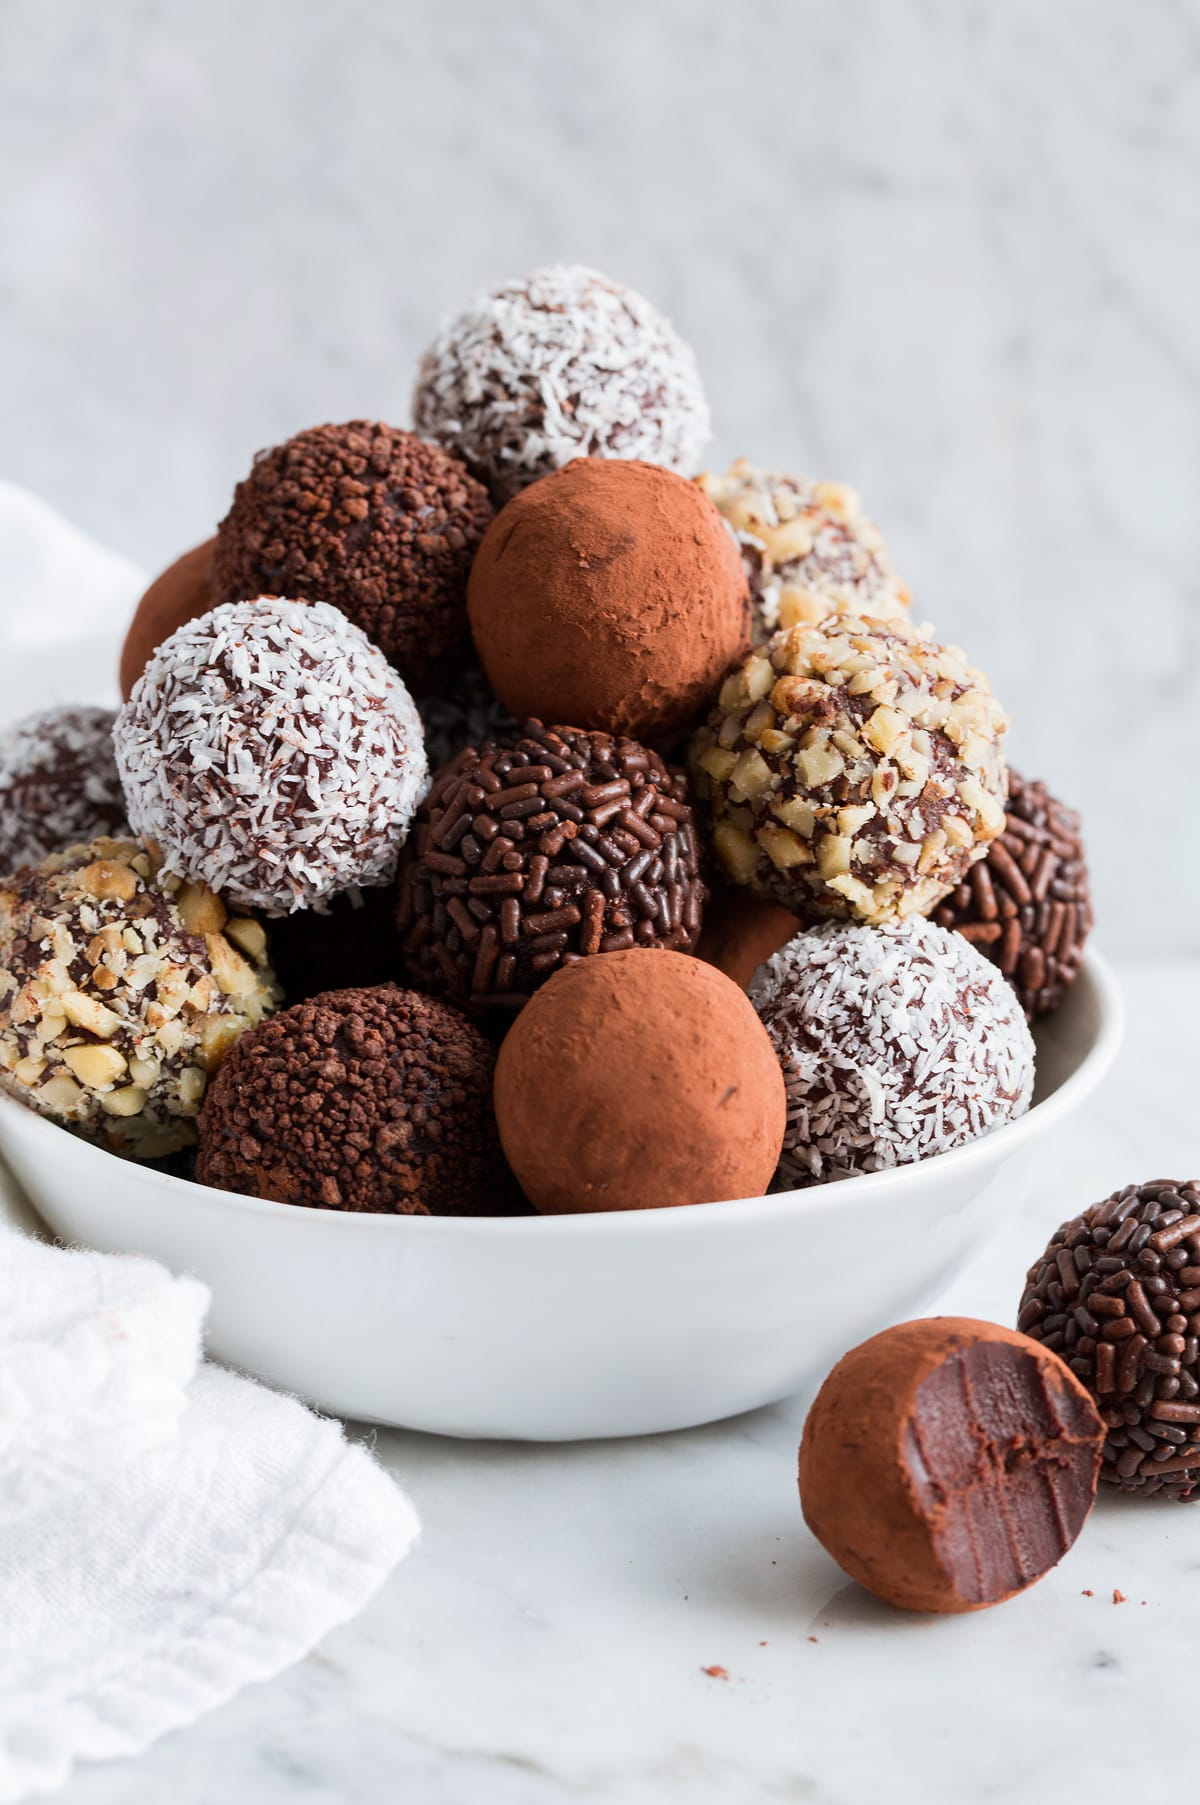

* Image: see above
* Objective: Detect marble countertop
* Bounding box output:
[45,956,1196,1805]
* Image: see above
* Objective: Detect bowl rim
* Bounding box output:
[0,946,1124,1239]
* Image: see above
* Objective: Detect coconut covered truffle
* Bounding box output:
[698,462,910,641]
[750,917,1035,1186]
[120,539,215,700]
[413,265,711,502]
[0,707,130,876]
[196,984,518,1215]
[690,612,1008,924]
[0,838,277,1157]
[468,460,750,742]
[114,598,429,917]
[494,949,786,1213]
[212,422,493,688]
[933,768,1092,1021]
[799,1319,1103,1613]
[398,721,706,1010]
[1018,1180,1200,1499]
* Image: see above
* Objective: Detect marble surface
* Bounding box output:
[27,955,1194,1805]
[0,1,1198,955]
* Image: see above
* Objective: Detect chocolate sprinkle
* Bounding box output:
[934,768,1092,1020]
[398,721,706,1009]
[1018,1180,1200,1499]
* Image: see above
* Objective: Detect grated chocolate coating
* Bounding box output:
[0,707,130,877]
[690,612,1008,925]
[212,421,493,687]
[0,838,278,1158]
[933,768,1092,1021]
[398,721,706,1012]
[750,916,1035,1186]
[413,265,711,502]
[1018,1180,1200,1499]
[196,983,520,1215]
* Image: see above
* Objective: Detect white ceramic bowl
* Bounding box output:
[0,950,1122,1440]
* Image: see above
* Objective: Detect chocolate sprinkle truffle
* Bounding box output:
[212,422,493,688]
[698,462,911,641]
[493,949,786,1213]
[750,917,1035,1185]
[413,265,711,502]
[120,539,215,700]
[196,984,517,1215]
[799,1318,1104,1613]
[114,598,429,917]
[1018,1180,1200,1499]
[0,706,129,876]
[934,768,1092,1021]
[690,612,1008,924]
[399,721,706,1010]
[468,459,750,743]
[0,838,278,1157]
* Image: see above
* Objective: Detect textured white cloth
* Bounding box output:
[0,487,421,1802]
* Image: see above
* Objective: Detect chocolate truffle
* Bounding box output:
[690,612,1008,924]
[468,460,750,742]
[266,882,400,1003]
[799,1318,1104,1613]
[413,264,711,502]
[698,462,910,640]
[934,768,1092,1020]
[0,838,278,1157]
[416,661,517,777]
[212,422,493,688]
[493,949,786,1213]
[1018,1180,1200,1499]
[120,539,215,699]
[114,598,428,917]
[749,917,1035,1186]
[0,706,130,876]
[398,721,706,1011]
[695,884,801,992]
[196,984,517,1215]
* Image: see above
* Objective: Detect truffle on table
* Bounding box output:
[697,462,910,641]
[115,598,428,917]
[749,916,1035,1186]
[212,422,493,688]
[934,768,1092,1021]
[690,612,1008,924]
[467,459,750,743]
[1018,1180,1200,1499]
[799,1318,1104,1613]
[0,706,129,876]
[398,721,707,1011]
[196,984,520,1215]
[120,539,215,699]
[493,948,786,1213]
[413,264,711,502]
[0,838,278,1158]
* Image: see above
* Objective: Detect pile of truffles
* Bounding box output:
[1,259,1096,1218]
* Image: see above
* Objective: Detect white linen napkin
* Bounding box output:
[0,485,421,1802]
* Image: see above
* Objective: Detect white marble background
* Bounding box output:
[0,0,1196,950]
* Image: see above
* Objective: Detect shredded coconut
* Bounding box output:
[0,706,129,875]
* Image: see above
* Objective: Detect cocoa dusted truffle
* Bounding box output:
[698,462,910,641]
[413,265,711,502]
[114,598,428,917]
[468,460,750,743]
[493,949,786,1213]
[212,422,493,688]
[120,539,215,699]
[690,612,1008,924]
[0,707,129,876]
[1018,1180,1200,1499]
[750,917,1035,1186]
[398,721,706,1011]
[0,838,278,1158]
[799,1318,1104,1613]
[196,984,518,1215]
[934,768,1092,1021]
